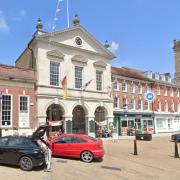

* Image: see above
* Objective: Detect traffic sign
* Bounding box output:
[145,91,155,102]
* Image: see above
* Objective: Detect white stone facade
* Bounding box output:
[16,24,115,136]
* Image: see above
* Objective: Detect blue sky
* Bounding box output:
[0,0,180,77]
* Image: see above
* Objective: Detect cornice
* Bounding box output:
[36,38,112,60]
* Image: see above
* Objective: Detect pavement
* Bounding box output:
[1,135,180,180]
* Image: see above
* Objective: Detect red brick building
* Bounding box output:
[112,67,180,135]
[0,64,36,136]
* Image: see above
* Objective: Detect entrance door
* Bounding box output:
[72,106,86,134]
[46,104,64,137]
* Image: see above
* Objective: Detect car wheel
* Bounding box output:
[19,156,33,171]
[80,151,93,163]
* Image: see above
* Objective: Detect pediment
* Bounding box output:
[46,50,64,61]
[39,26,115,60]
[93,61,107,69]
[71,55,88,66]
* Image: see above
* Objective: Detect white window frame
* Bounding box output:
[50,61,60,86]
[157,85,160,95]
[114,80,119,91]
[145,101,149,111]
[164,101,168,112]
[137,83,142,94]
[178,103,180,112]
[170,87,174,97]
[113,97,119,108]
[138,99,142,110]
[122,81,127,92]
[145,84,150,93]
[1,94,12,128]
[168,119,173,129]
[96,70,103,91]
[75,66,83,89]
[156,118,166,130]
[176,89,180,97]
[130,82,135,93]
[130,98,135,110]
[157,100,161,112]
[164,86,167,96]
[19,96,29,113]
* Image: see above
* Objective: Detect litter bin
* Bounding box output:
[135,133,152,141]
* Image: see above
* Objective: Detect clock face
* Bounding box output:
[75,37,82,46]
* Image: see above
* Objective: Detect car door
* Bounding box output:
[70,137,87,157]
[3,137,29,165]
[0,136,9,163]
[52,136,73,157]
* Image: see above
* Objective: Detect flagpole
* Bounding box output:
[67,0,70,28]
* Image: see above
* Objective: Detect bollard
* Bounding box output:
[175,140,179,158]
[134,139,138,155]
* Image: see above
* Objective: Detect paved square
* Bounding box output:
[1,135,180,180]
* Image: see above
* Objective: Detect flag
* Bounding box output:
[107,85,112,97]
[83,79,93,91]
[61,76,67,99]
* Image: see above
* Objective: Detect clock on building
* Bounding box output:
[75,37,82,46]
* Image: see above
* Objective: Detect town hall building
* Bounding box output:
[15,16,115,137]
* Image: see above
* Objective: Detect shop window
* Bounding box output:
[156,119,166,129]
[122,121,127,127]
[168,119,173,129]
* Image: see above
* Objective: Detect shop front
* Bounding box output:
[114,111,154,136]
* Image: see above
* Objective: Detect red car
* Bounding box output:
[48,134,104,163]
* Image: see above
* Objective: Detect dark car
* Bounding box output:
[0,125,48,171]
[171,133,180,142]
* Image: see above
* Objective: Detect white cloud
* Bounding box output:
[0,11,10,32]
[19,9,27,17]
[110,41,119,53]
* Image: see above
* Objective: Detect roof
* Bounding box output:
[112,66,151,81]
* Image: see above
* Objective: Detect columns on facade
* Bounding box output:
[64,116,73,134]
[86,116,96,137]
